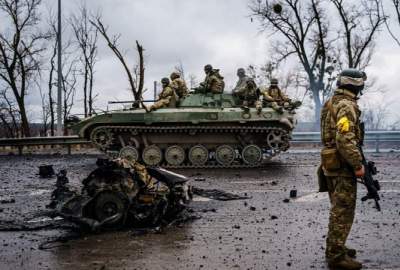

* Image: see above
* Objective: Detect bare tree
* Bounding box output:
[249,0,384,124]
[330,0,385,69]
[47,35,57,136]
[46,13,79,135]
[90,16,145,102]
[382,0,400,47]
[34,79,50,136]
[0,89,20,137]
[362,101,389,130]
[188,74,198,89]
[0,0,49,137]
[61,59,78,134]
[249,0,332,124]
[70,5,98,117]
[174,61,186,81]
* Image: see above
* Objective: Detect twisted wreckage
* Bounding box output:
[49,158,193,230]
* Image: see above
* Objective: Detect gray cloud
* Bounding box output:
[6,0,400,123]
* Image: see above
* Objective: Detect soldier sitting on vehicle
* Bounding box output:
[195,64,225,94]
[170,72,188,99]
[261,78,301,113]
[147,77,177,112]
[232,68,259,106]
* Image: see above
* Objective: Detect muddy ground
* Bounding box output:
[0,152,399,270]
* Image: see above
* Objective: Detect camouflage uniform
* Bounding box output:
[115,158,169,193]
[201,69,225,94]
[170,72,188,99]
[320,88,362,264]
[233,68,258,106]
[261,85,289,113]
[150,79,177,111]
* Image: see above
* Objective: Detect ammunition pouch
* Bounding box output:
[321,147,341,171]
[317,164,328,192]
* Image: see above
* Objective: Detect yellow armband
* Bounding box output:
[337,117,350,133]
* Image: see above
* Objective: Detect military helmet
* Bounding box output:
[204,64,213,73]
[237,68,245,76]
[170,72,180,80]
[161,77,170,85]
[337,68,366,94]
[270,78,279,86]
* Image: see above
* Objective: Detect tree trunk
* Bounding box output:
[88,65,94,116]
[18,100,31,137]
[83,62,89,117]
[49,94,55,136]
[310,81,322,130]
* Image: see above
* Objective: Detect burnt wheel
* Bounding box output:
[94,191,126,226]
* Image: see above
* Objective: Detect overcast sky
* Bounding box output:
[21,0,400,124]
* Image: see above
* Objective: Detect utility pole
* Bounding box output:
[56,0,62,136]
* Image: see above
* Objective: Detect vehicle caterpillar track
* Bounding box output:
[68,92,298,168]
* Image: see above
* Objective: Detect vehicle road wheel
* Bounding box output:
[90,128,113,150]
[267,130,285,150]
[215,145,235,166]
[165,145,185,166]
[242,144,262,165]
[188,145,208,166]
[119,146,139,161]
[142,145,162,166]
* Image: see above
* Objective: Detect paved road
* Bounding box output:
[0,153,399,270]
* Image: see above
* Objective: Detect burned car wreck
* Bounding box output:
[49,158,192,231]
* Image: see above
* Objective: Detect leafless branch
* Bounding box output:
[0,0,49,137]
[90,16,145,102]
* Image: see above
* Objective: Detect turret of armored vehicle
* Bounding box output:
[68,92,298,168]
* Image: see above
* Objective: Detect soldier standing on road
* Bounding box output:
[199,64,225,94]
[232,68,258,107]
[170,72,188,99]
[148,77,177,112]
[320,69,367,270]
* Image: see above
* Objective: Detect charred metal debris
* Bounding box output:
[48,158,193,231]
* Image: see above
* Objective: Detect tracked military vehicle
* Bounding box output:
[69,93,297,168]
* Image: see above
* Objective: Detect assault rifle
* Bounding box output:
[358,123,381,211]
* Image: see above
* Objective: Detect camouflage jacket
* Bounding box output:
[158,85,175,100]
[233,76,257,98]
[203,69,225,94]
[262,86,288,103]
[320,88,363,176]
[171,78,188,98]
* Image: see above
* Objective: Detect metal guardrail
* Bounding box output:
[291,131,400,152]
[0,136,91,155]
[0,131,399,154]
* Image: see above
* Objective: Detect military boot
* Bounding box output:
[328,255,362,270]
[345,247,357,258]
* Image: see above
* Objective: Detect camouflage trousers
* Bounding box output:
[150,97,171,110]
[326,176,357,262]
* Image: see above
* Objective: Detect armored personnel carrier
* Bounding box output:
[69,93,297,168]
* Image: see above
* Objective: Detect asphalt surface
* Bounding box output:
[0,152,399,270]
